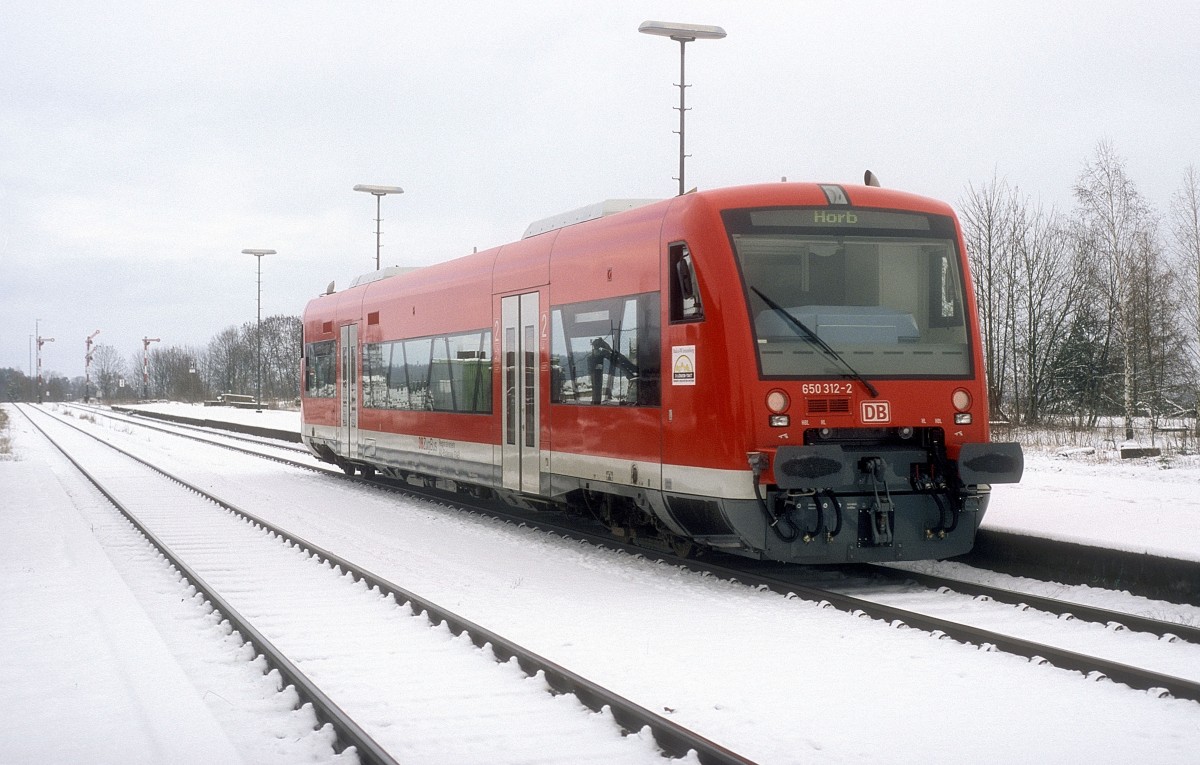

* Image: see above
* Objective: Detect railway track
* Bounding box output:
[491,514,1200,700]
[67,402,312,456]
[57,403,1200,705]
[19,404,755,765]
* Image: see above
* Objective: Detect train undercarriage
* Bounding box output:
[308,425,1021,565]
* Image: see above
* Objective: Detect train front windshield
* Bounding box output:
[724,207,972,379]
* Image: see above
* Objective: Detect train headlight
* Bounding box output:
[769,414,790,427]
[766,389,790,413]
[952,389,972,412]
[954,413,973,424]
[898,426,914,439]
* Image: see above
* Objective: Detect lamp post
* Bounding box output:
[353,184,404,270]
[85,330,100,403]
[242,248,276,412]
[638,20,727,196]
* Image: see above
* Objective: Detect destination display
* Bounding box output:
[748,208,933,230]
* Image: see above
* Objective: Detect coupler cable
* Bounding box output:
[801,492,825,543]
[928,489,960,538]
[823,490,843,539]
[748,452,800,543]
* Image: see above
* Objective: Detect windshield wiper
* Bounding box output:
[751,287,880,398]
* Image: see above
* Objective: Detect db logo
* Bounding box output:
[861,401,891,423]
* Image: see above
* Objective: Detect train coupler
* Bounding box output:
[861,457,894,546]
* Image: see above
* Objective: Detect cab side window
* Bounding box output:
[669,243,704,322]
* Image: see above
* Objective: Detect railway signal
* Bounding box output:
[85,330,100,403]
[36,333,54,404]
[141,337,160,400]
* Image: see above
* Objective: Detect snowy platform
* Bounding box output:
[0,460,243,764]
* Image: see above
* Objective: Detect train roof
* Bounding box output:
[317,182,955,299]
[348,265,423,289]
[521,182,953,242]
[522,198,663,239]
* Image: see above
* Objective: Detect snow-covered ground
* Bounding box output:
[3,402,1200,764]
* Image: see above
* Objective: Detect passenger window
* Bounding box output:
[303,340,337,398]
[550,292,661,407]
[361,330,492,413]
[669,243,703,322]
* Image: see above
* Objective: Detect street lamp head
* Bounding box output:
[354,184,404,196]
[242,248,276,256]
[355,184,404,270]
[639,19,725,197]
[638,20,727,42]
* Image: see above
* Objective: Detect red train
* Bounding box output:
[300,181,1022,563]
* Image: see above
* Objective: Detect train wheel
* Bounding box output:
[360,465,376,480]
[339,461,355,476]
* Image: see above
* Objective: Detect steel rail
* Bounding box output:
[684,558,1200,701]
[108,402,303,442]
[460,505,1200,701]
[861,564,1200,644]
[23,404,758,765]
[16,404,398,765]
[64,402,309,454]
[73,404,1200,702]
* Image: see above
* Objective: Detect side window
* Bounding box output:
[551,292,660,407]
[361,331,492,413]
[403,338,434,410]
[669,243,704,322]
[386,341,411,410]
[362,343,387,408]
[446,331,492,413]
[303,340,337,398]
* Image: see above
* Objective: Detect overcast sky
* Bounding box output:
[3,1,1198,377]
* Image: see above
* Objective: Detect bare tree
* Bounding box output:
[1010,202,1082,424]
[1072,140,1155,439]
[206,326,252,397]
[148,345,208,402]
[960,173,1020,420]
[260,314,302,402]
[1169,165,1200,433]
[1128,228,1188,428]
[961,176,1085,426]
[91,345,127,401]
